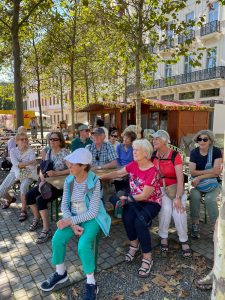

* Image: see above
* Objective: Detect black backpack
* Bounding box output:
[1,158,12,171]
[151,150,188,183]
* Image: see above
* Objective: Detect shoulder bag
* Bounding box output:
[195,147,219,193]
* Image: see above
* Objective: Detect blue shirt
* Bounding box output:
[116,143,133,166]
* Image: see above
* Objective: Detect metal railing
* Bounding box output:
[178,29,195,44]
[200,20,220,36]
[126,66,225,93]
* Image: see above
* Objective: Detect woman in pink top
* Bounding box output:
[101,139,161,278]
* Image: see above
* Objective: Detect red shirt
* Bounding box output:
[125,161,162,206]
[152,150,182,187]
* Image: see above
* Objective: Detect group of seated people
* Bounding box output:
[0,124,222,299]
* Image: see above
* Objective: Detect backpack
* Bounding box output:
[151,150,188,183]
[1,158,12,171]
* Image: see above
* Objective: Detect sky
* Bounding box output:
[0,66,13,83]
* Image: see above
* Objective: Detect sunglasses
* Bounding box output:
[50,138,60,141]
[20,138,28,141]
[111,135,118,138]
[197,137,209,142]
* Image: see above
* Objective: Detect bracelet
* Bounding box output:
[176,195,182,199]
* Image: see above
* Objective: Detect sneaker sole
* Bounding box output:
[40,276,69,292]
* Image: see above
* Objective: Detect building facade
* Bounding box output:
[129,0,225,134]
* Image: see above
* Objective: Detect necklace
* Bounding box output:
[158,149,170,159]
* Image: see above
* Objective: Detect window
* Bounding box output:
[161,94,174,101]
[165,64,172,78]
[206,47,217,69]
[209,2,219,22]
[200,88,220,98]
[184,55,192,74]
[179,91,195,100]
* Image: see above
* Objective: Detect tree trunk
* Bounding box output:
[33,38,43,139]
[59,75,64,121]
[211,135,225,299]
[135,0,144,138]
[70,57,75,136]
[12,0,23,127]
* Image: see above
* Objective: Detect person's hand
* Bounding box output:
[192,177,200,187]
[18,162,26,169]
[46,170,57,177]
[57,218,71,230]
[173,198,185,213]
[29,159,36,166]
[71,224,84,236]
[212,165,222,175]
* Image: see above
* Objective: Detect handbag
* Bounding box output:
[195,147,219,193]
[40,150,54,175]
[38,181,53,199]
[163,180,177,199]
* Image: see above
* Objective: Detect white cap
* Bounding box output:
[151,130,171,143]
[65,148,92,165]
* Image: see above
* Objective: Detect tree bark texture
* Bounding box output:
[59,75,64,121]
[12,0,23,127]
[33,39,44,139]
[211,134,225,299]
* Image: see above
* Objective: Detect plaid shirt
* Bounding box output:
[86,142,118,167]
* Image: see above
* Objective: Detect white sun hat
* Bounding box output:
[65,148,92,165]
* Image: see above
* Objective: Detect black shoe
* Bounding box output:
[84,283,98,300]
[40,271,68,291]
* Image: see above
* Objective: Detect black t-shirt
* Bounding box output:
[190,146,222,170]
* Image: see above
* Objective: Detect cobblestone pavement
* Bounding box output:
[0,167,216,299]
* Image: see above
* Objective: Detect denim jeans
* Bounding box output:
[189,185,221,224]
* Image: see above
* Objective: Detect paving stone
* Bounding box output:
[0,288,13,299]
[13,288,27,298]
[26,287,40,298]
[70,271,84,282]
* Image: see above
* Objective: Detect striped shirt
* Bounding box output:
[61,178,101,225]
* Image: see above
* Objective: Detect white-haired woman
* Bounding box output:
[189,130,222,239]
[152,130,191,258]
[1,132,37,221]
[101,139,161,278]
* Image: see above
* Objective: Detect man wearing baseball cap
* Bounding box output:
[71,124,92,152]
[86,127,117,170]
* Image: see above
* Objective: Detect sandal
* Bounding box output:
[125,244,139,262]
[138,258,153,278]
[36,230,52,244]
[160,238,169,253]
[19,210,28,222]
[29,218,40,231]
[195,271,213,290]
[2,197,17,209]
[180,241,192,258]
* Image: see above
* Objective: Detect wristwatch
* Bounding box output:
[176,195,182,199]
[97,166,102,170]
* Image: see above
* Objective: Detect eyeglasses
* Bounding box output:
[111,135,118,138]
[197,137,209,143]
[20,138,28,141]
[49,138,60,142]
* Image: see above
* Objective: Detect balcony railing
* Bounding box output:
[159,38,174,51]
[200,20,220,36]
[126,66,225,93]
[178,29,195,44]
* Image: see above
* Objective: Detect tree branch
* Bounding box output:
[18,0,46,27]
[0,17,11,30]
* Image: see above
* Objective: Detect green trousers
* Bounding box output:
[189,185,221,224]
[52,219,100,275]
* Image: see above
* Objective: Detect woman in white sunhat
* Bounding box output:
[40,148,111,300]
